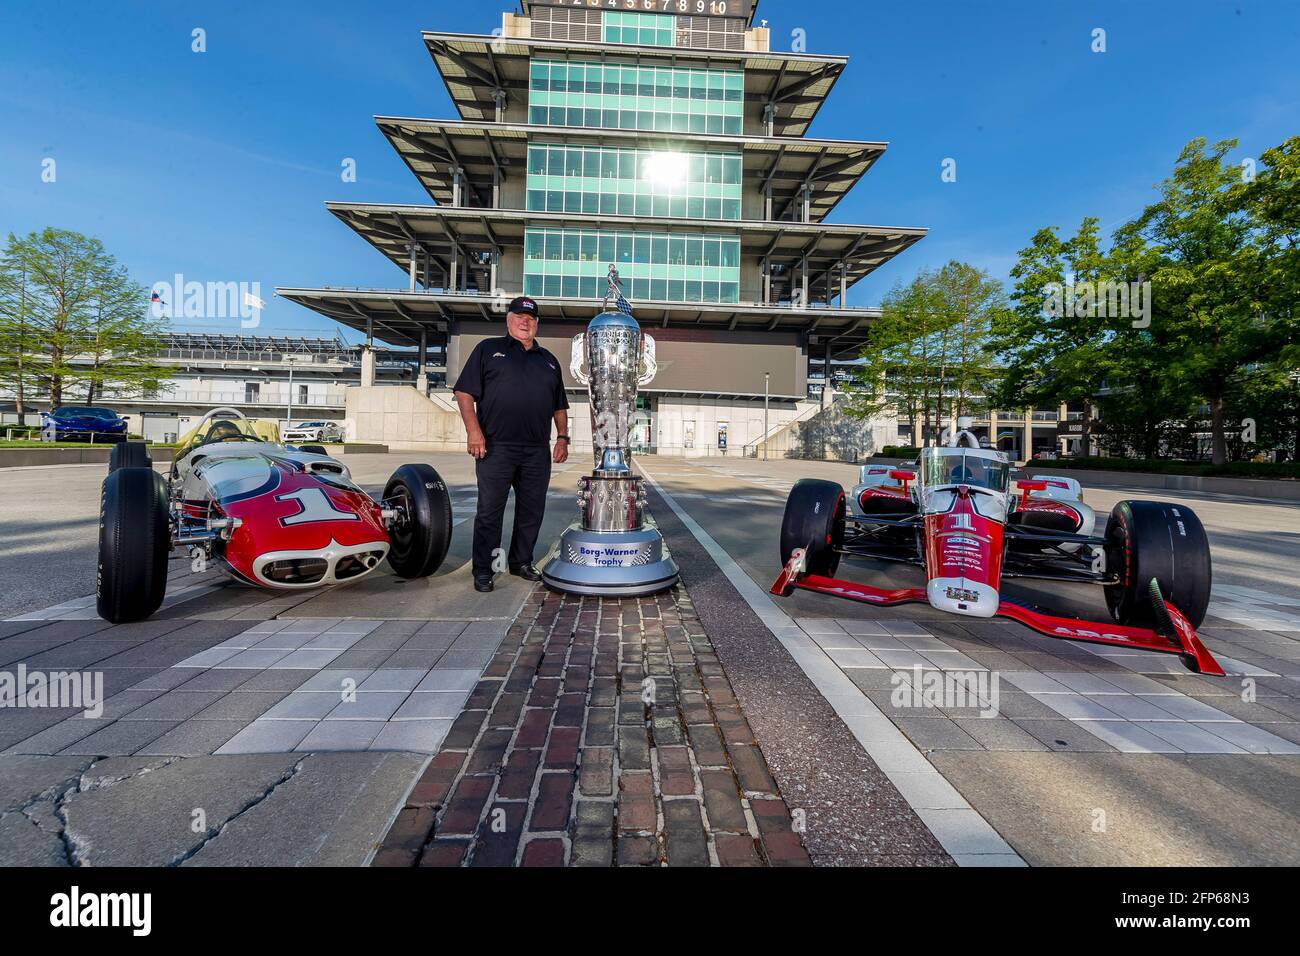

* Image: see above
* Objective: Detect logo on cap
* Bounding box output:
[508,295,540,318]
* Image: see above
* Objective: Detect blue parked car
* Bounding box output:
[41,406,129,442]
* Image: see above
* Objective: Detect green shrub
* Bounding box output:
[880,445,921,459]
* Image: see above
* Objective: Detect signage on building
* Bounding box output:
[527,0,751,20]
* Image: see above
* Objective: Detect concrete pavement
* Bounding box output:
[2,450,1298,866]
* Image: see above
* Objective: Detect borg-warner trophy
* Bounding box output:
[541,267,680,595]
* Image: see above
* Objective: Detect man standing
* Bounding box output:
[454,296,570,592]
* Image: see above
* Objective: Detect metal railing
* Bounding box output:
[131,391,347,408]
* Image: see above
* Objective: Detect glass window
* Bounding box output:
[702,238,720,267]
[524,228,739,305]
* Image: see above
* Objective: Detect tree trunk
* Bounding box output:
[1210,394,1227,465]
[13,266,28,415]
[1081,397,1092,456]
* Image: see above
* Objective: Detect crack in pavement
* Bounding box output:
[167,756,309,867]
[50,756,183,866]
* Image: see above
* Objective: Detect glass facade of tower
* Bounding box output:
[528,60,744,135]
[603,10,676,46]
[526,144,743,220]
[525,30,745,305]
[523,227,741,304]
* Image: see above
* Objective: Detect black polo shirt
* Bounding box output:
[454,335,570,446]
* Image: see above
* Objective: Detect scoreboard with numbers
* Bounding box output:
[525,0,753,21]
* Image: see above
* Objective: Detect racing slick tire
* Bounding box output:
[384,463,453,579]
[109,440,152,472]
[780,479,846,577]
[1104,500,1211,628]
[97,467,171,623]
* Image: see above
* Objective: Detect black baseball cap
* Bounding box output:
[507,296,540,319]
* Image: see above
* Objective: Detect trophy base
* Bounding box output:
[541,523,679,596]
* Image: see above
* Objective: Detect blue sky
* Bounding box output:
[1,0,1297,342]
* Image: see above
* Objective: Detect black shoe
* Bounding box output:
[510,564,542,582]
[474,574,494,593]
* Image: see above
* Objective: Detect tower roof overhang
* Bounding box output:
[321,201,925,299]
[376,116,886,224]
[424,31,846,137]
[276,287,882,360]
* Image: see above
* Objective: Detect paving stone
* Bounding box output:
[529,771,575,831]
[192,691,286,721]
[699,769,748,832]
[470,802,527,866]
[617,771,656,832]
[215,719,313,755]
[438,775,494,835]
[618,725,651,770]
[1011,719,1119,752]
[685,723,726,766]
[662,799,709,867]
[60,718,182,756]
[295,720,383,752]
[137,720,246,756]
[419,838,470,867]
[617,834,658,866]
[521,837,566,867]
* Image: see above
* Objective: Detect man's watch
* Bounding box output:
[556,435,570,442]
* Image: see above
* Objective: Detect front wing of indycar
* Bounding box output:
[770,549,1224,675]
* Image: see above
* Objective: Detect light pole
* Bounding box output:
[1289,368,1300,462]
[763,371,770,461]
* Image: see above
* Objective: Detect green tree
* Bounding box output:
[847,262,1002,446]
[1233,136,1300,459]
[990,218,1123,454]
[1113,138,1270,464]
[0,245,36,413]
[0,228,163,408]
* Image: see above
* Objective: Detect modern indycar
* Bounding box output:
[772,418,1223,674]
[96,407,452,623]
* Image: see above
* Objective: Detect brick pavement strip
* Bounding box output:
[373,585,809,867]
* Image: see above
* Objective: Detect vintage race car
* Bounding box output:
[772,418,1222,674]
[96,407,453,623]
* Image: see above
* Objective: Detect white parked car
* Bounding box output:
[282,420,343,443]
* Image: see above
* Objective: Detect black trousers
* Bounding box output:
[473,442,552,576]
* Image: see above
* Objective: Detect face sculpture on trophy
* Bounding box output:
[541,266,680,596]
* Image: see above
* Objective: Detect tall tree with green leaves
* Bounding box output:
[990,218,1123,454]
[1113,138,1268,464]
[847,262,1002,446]
[0,243,36,413]
[1232,136,1300,459]
[0,228,163,408]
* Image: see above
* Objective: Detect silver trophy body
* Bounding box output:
[541,308,679,596]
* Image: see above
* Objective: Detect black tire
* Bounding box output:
[1104,500,1212,628]
[779,479,846,577]
[109,440,152,472]
[384,463,453,579]
[299,444,327,456]
[97,467,171,623]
